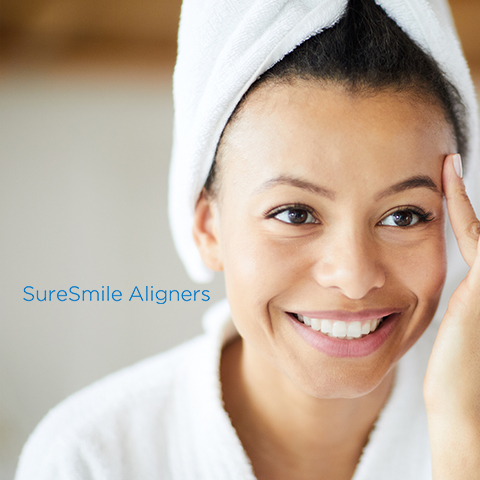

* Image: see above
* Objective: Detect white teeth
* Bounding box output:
[320,320,332,335]
[295,315,385,339]
[347,321,362,338]
[311,318,321,331]
[361,322,371,335]
[332,321,347,338]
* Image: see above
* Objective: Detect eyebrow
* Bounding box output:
[375,175,441,200]
[254,174,440,200]
[254,175,335,199]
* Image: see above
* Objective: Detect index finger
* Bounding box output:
[443,153,480,267]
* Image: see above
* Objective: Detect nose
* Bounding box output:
[313,230,386,300]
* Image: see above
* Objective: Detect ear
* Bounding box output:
[192,189,223,271]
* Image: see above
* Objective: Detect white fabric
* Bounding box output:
[169,0,479,284]
[15,301,438,480]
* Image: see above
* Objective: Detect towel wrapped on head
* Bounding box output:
[169,0,479,287]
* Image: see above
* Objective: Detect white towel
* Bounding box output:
[169,0,479,285]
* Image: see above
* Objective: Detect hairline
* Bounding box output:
[205,77,455,200]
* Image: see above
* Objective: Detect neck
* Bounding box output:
[220,337,396,480]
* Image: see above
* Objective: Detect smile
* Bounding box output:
[291,313,385,340]
[287,310,402,357]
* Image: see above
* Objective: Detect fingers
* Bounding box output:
[469,230,480,288]
[443,153,480,268]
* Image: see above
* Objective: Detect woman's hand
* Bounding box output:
[424,153,480,479]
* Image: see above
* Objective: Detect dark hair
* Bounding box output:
[204,0,467,195]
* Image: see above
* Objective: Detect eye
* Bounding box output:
[380,207,433,227]
[269,206,317,225]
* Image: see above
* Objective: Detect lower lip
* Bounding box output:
[287,313,400,358]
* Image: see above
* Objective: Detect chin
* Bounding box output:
[280,353,397,400]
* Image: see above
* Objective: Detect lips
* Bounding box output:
[286,310,402,357]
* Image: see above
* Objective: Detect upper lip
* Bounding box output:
[292,308,403,322]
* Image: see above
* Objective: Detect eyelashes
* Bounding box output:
[379,206,434,227]
[265,204,319,225]
[265,204,435,227]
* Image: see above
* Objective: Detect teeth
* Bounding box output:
[311,318,321,331]
[294,314,385,339]
[347,321,362,338]
[320,320,332,335]
[332,321,347,338]
[361,322,371,335]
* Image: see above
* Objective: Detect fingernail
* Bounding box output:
[453,154,463,179]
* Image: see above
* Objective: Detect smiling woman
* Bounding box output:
[199,85,450,373]
[15,0,480,479]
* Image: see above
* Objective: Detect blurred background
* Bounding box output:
[0,0,479,478]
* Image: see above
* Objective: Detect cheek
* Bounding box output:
[218,214,307,353]
[383,229,447,365]
[383,226,447,356]
[390,235,447,303]
[221,225,293,307]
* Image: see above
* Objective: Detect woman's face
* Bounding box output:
[199,81,455,398]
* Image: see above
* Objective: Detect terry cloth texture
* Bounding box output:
[15,299,438,479]
[168,0,479,284]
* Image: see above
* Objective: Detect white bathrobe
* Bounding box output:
[15,299,437,480]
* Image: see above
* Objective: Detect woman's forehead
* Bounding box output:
[208,82,456,209]
[228,81,451,141]
[219,81,454,187]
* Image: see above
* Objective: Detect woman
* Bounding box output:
[16,0,480,479]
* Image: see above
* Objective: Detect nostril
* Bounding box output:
[313,252,385,299]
